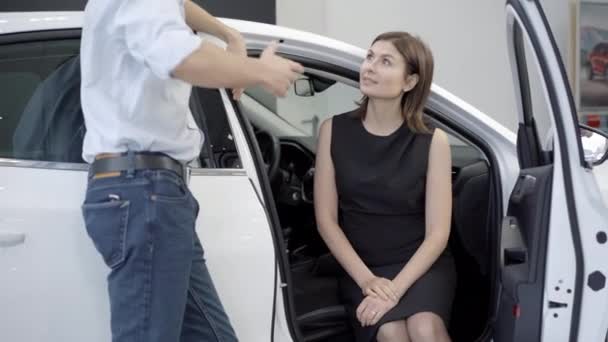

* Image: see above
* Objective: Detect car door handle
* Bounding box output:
[0,231,26,248]
[511,174,537,203]
[504,247,527,266]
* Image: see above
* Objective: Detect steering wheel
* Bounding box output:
[254,128,282,183]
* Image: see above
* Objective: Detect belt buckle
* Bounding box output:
[184,164,191,185]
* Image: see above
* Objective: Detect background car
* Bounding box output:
[588,41,608,80]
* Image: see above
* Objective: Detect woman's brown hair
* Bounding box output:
[357,31,434,134]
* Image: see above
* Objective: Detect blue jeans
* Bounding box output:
[81,168,238,342]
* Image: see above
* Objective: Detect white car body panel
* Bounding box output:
[0,11,82,33]
[507,2,608,341]
[506,8,579,341]
[593,163,608,206]
[523,4,608,341]
[0,163,279,341]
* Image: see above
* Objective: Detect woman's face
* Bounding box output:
[360,40,411,100]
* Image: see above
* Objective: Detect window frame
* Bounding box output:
[0,29,242,171]
[0,30,84,170]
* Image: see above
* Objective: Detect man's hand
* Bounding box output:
[225,29,247,100]
[361,276,399,302]
[258,41,304,97]
[356,295,397,327]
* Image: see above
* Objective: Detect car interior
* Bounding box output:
[0,39,498,342]
[235,70,499,342]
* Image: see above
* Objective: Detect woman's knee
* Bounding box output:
[377,320,408,342]
[406,313,448,342]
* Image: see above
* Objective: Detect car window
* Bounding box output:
[520,29,555,154]
[0,38,238,169]
[0,39,81,162]
[277,75,361,138]
[245,70,476,151]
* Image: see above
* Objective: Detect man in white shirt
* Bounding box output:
[80,1,303,341]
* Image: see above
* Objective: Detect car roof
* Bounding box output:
[0,11,361,56]
[0,12,82,34]
[0,11,516,145]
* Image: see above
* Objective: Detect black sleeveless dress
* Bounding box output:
[330,111,456,341]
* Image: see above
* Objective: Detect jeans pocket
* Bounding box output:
[82,199,130,268]
[150,175,189,203]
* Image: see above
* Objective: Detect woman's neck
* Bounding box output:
[365,97,403,132]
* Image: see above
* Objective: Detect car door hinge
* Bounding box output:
[548,300,568,309]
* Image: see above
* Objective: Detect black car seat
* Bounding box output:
[12,55,85,163]
[292,252,353,341]
[449,159,493,341]
[0,72,42,157]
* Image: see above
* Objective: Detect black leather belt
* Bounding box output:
[90,152,187,180]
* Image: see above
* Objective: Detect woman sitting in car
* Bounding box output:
[314,31,456,342]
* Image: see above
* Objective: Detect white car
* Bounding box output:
[1,1,608,341]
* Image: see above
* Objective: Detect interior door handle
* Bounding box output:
[0,231,26,248]
[504,247,527,266]
[511,174,537,203]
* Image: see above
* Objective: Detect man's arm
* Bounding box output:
[117,0,303,96]
[183,0,240,43]
[172,42,267,89]
[172,41,303,98]
[183,0,247,99]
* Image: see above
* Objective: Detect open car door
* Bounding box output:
[495,1,608,341]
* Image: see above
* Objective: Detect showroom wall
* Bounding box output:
[0,0,275,24]
[277,0,580,134]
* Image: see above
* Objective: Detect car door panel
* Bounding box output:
[495,165,552,342]
[0,166,109,341]
[501,1,608,341]
[0,164,279,341]
[187,172,277,341]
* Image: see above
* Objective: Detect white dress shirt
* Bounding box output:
[80,0,204,163]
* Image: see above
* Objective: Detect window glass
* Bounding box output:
[0,38,237,168]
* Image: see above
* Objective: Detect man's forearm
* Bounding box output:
[172,41,264,89]
[184,0,238,42]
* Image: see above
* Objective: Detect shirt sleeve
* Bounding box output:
[115,0,203,80]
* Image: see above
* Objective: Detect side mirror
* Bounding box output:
[580,124,608,166]
[294,78,315,97]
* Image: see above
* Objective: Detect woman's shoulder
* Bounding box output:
[320,111,356,138]
[324,110,360,133]
[332,110,360,123]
